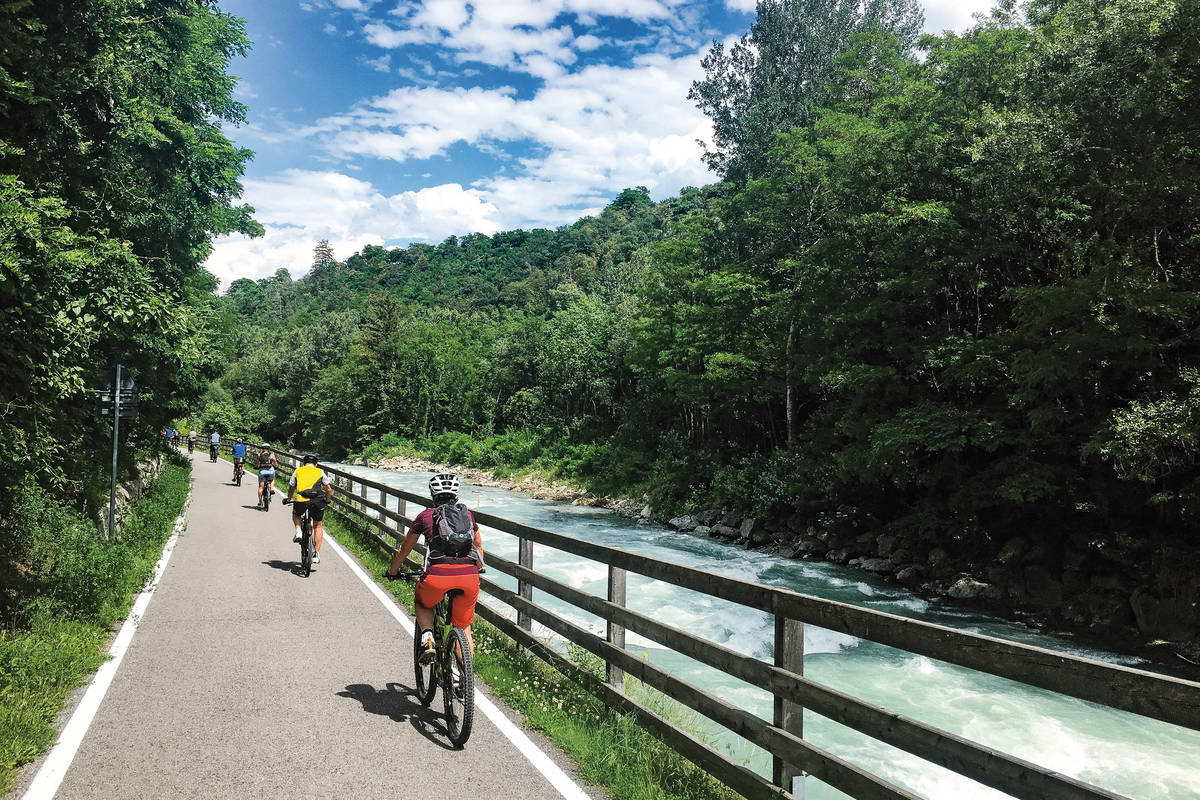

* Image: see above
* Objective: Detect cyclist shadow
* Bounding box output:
[261,559,304,576]
[241,504,265,510]
[338,683,456,750]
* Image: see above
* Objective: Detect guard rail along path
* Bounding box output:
[258,444,1200,800]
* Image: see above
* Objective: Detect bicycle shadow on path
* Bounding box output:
[261,559,306,577]
[338,683,456,750]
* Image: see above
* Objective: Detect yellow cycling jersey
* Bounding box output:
[291,464,327,503]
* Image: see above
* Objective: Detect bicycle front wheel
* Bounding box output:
[442,627,474,747]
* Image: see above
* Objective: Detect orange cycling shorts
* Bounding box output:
[415,568,480,627]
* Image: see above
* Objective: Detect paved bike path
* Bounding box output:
[31,455,598,800]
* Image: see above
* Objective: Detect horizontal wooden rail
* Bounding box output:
[484,552,1126,800]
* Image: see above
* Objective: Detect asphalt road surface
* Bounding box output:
[19,454,599,800]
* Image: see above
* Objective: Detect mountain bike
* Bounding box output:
[282,493,322,577]
[209,443,218,462]
[387,571,475,747]
[187,438,195,454]
[260,475,273,511]
[233,460,244,486]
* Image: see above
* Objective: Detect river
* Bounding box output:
[339,464,1199,800]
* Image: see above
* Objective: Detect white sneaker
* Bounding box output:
[419,633,436,665]
[313,552,320,564]
[293,528,302,542]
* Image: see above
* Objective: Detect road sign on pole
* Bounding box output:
[95,365,138,538]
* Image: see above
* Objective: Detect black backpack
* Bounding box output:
[433,502,474,558]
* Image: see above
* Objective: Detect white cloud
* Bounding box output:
[323,23,338,34]
[303,48,713,229]
[363,52,391,72]
[206,170,501,287]
[368,0,683,75]
[921,0,998,34]
[574,34,605,51]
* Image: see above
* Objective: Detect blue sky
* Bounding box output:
[208,0,997,287]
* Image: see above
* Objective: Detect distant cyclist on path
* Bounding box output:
[287,454,332,564]
[256,445,278,507]
[384,473,485,660]
[232,437,247,477]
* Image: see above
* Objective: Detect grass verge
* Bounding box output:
[0,456,191,795]
[322,509,743,800]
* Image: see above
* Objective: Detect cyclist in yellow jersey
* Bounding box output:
[287,454,333,563]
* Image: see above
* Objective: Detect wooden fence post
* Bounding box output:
[518,537,534,632]
[773,615,805,797]
[359,479,367,514]
[607,566,627,690]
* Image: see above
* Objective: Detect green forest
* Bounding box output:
[208,1,1200,641]
[2,0,1199,658]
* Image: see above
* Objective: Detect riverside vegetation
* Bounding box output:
[207,0,1200,660]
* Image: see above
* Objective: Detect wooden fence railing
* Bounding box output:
[232,444,1200,800]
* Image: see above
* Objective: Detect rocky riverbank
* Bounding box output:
[361,454,1200,673]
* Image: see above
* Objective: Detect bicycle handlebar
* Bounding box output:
[383,570,422,583]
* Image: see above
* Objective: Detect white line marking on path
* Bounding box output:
[22,506,188,800]
[322,533,595,800]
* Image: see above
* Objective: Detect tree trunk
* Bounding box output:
[786,319,798,449]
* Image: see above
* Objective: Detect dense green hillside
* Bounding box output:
[210,0,1200,644]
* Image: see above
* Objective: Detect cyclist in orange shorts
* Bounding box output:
[385,473,484,661]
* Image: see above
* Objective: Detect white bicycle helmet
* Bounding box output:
[428,472,459,499]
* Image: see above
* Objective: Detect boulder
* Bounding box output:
[668,515,697,531]
[1023,566,1064,609]
[1062,570,1087,595]
[1090,574,1125,592]
[1130,587,1200,640]
[995,537,1026,566]
[740,517,758,539]
[875,533,899,559]
[895,566,925,587]
[948,576,997,601]
[827,549,850,564]
[696,509,721,526]
[639,504,654,518]
[794,537,825,555]
[710,524,740,540]
[748,529,773,548]
[858,558,895,574]
[693,525,713,537]
[719,510,742,528]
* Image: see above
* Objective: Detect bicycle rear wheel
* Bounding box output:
[442,627,474,747]
[413,629,437,707]
[262,485,271,511]
[300,523,312,577]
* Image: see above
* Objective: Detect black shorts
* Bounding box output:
[294,501,324,522]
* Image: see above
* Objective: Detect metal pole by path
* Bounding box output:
[108,363,121,539]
